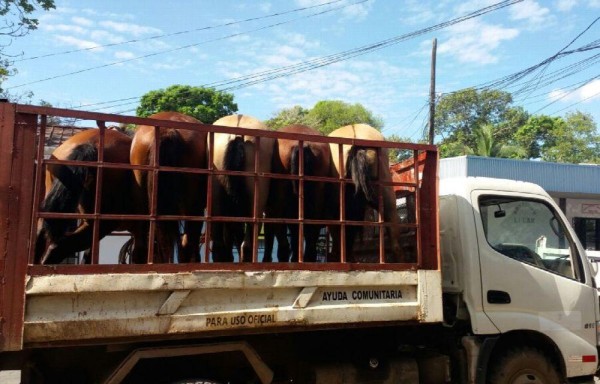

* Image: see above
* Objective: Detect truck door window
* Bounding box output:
[479,196,580,280]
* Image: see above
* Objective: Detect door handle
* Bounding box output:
[487,290,511,304]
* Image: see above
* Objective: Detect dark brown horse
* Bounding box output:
[35,128,134,264]
[130,112,207,263]
[263,124,331,262]
[209,115,274,262]
[328,124,405,263]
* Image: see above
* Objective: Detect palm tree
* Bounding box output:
[471,124,527,158]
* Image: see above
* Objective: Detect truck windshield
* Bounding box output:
[479,196,580,281]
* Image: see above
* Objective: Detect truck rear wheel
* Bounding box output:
[488,347,560,384]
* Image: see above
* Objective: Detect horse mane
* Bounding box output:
[346,145,377,207]
[41,143,98,243]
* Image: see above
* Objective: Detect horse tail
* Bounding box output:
[346,145,377,206]
[148,129,185,260]
[148,129,185,214]
[223,136,246,205]
[290,145,316,199]
[41,143,98,243]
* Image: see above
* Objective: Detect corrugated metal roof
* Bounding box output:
[440,156,600,197]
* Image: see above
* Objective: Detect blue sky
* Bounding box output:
[3,0,600,141]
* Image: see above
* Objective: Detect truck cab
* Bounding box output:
[439,177,600,381]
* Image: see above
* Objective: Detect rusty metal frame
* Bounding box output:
[0,104,36,351]
[3,102,439,275]
[103,341,274,384]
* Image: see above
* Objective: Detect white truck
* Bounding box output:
[0,103,598,383]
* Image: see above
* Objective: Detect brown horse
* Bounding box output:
[130,112,207,263]
[35,129,134,264]
[328,124,405,263]
[263,124,331,262]
[209,115,274,262]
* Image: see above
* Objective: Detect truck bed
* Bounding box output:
[24,269,441,345]
[0,103,440,351]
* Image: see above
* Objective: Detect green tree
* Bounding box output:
[308,100,383,135]
[267,100,383,135]
[514,115,562,159]
[265,105,317,130]
[435,88,529,153]
[440,124,527,158]
[0,0,55,94]
[386,134,424,163]
[136,85,238,123]
[542,112,599,164]
[514,112,600,163]
[471,124,527,158]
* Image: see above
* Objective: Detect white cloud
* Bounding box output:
[54,35,101,50]
[549,80,600,103]
[438,20,519,64]
[114,51,135,59]
[587,0,600,7]
[281,32,320,50]
[72,16,94,27]
[294,0,373,21]
[90,30,125,44]
[556,0,578,11]
[340,1,373,21]
[509,0,552,26]
[152,59,193,70]
[99,21,162,36]
[42,24,87,34]
[259,2,272,12]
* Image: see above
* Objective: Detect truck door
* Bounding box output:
[473,191,598,377]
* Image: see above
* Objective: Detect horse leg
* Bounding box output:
[240,222,255,262]
[177,220,202,263]
[303,224,322,262]
[263,223,275,262]
[382,184,405,263]
[328,225,341,262]
[212,222,233,262]
[288,223,300,262]
[275,225,291,262]
[179,173,206,263]
[129,221,149,264]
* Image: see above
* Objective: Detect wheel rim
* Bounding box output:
[508,369,546,384]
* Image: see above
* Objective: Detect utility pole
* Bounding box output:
[428,38,437,145]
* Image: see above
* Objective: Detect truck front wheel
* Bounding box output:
[488,347,560,384]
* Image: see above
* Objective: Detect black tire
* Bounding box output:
[488,347,561,384]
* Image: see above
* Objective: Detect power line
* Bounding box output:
[15,0,348,62]
[7,0,370,90]
[71,0,524,112]
[546,86,600,116]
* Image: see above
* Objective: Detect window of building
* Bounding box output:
[574,217,600,252]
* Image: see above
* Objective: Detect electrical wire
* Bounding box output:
[15,0,348,62]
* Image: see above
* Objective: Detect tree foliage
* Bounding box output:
[264,105,318,130]
[136,85,238,123]
[267,100,383,135]
[386,134,424,163]
[513,112,600,163]
[435,88,529,156]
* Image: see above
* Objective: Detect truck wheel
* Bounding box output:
[488,347,560,384]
